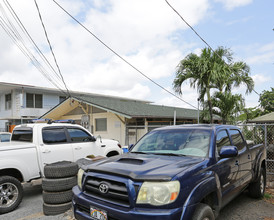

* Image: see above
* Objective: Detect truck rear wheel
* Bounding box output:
[192,203,215,220]
[0,176,23,214]
[248,167,266,198]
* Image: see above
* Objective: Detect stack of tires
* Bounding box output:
[42,161,78,216]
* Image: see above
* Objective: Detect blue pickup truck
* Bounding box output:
[72,125,266,220]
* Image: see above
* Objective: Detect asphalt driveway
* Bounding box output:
[1,180,274,220]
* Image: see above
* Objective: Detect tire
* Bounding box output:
[43,201,71,216]
[248,167,266,198]
[43,190,73,204]
[192,203,215,220]
[44,161,78,179]
[0,176,23,214]
[42,176,77,192]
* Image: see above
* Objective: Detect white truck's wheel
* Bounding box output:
[0,176,23,214]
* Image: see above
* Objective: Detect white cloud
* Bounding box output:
[215,0,253,10]
[251,74,270,84]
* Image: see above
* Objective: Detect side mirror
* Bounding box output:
[96,135,102,143]
[219,146,238,158]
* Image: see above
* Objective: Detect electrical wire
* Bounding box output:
[0,1,69,96]
[0,15,67,95]
[52,0,197,109]
[4,0,64,83]
[164,0,261,97]
[34,0,71,97]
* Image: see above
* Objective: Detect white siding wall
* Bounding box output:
[93,112,126,146]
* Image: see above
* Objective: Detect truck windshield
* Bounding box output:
[131,129,210,157]
[11,129,33,142]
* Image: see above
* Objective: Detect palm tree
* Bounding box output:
[211,91,245,124]
[173,46,254,124]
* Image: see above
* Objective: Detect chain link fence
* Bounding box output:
[238,124,274,182]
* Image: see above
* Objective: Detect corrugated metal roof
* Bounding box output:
[74,96,198,119]
[250,112,274,123]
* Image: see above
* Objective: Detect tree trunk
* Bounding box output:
[206,89,213,124]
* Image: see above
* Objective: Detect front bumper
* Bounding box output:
[72,186,185,220]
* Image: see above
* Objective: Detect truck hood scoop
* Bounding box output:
[117,158,144,165]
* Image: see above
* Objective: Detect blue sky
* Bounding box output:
[0,0,273,110]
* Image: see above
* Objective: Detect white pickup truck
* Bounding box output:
[0,122,123,214]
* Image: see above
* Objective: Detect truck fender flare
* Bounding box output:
[253,151,265,181]
[183,173,222,212]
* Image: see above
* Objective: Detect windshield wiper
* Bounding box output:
[153,153,186,156]
[130,151,149,154]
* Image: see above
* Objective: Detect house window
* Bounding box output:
[5,94,12,110]
[26,93,43,108]
[59,96,66,103]
[95,118,107,131]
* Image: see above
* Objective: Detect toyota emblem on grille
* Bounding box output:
[99,183,109,194]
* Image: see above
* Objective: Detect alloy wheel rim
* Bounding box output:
[0,183,19,208]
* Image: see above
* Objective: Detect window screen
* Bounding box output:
[5,94,11,110]
[95,118,107,131]
[43,128,67,144]
[230,129,245,151]
[35,94,42,108]
[26,93,34,108]
[67,128,94,142]
[26,93,43,108]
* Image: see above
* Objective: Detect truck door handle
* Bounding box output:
[75,147,82,150]
[235,160,239,166]
[42,149,51,153]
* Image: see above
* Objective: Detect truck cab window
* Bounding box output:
[42,128,67,144]
[230,129,245,151]
[216,130,231,155]
[12,129,33,142]
[67,128,94,142]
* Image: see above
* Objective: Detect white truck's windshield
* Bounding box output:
[131,129,211,157]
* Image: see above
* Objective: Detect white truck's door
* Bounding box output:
[40,127,74,165]
[66,127,103,160]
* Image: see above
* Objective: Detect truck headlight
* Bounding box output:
[77,168,85,190]
[136,181,180,206]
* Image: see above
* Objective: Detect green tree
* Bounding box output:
[259,87,274,114]
[173,46,254,123]
[211,91,245,124]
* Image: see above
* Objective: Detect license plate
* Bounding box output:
[90,206,108,220]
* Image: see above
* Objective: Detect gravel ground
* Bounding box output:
[1,181,273,220]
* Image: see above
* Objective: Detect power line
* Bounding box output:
[52,0,197,109]
[0,1,69,96]
[165,0,261,97]
[34,0,71,97]
[4,0,64,83]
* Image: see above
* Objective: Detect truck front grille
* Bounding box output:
[84,176,130,206]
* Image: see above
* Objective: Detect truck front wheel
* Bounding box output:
[192,203,215,220]
[0,176,23,214]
